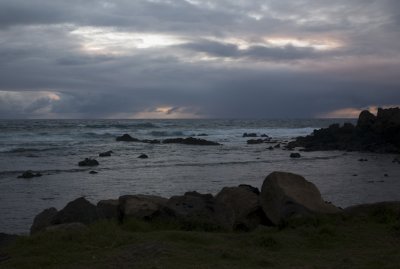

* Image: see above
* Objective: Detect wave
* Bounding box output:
[148,130,185,137]
[1,147,63,153]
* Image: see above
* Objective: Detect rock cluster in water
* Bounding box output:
[30,171,342,234]
[116,134,221,146]
[288,107,400,153]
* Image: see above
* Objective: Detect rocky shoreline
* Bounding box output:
[288,107,400,153]
[26,171,399,236]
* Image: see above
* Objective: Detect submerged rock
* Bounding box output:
[260,172,340,225]
[290,153,301,158]
[78,158,99,166]
[243,133,258,138]
[17,170,42,179]
[116,134,140,142]
[163,137,221,146]
[99,150,113,157]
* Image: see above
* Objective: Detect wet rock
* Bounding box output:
[17,170,42,178]
[260,172,341,225]
[116,134,140,142]
[138,154,149,159]
[51,197,99,225]
[247,139,264,144]
[97,199,120,220]
[30,207,58,234]
[197,133,209,136]
[267,146,274,150]
[261,134,269,138]
[99,151,113,157]
[119,195,168,221]
[78,158,99,166]
[358,158,368,162]
[392,157,400,164]
[163,137,221,146]
[290,153,301,158]
[274,143,281,148]
[243,133,258,137]
[89,171,98,174]
[288,107,400,153]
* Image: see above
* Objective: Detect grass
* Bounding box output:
[1,212,400,269]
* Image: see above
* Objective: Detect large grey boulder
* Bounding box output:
[119,195,167,220]
[215,185,268,231]
[260,172,340,225]
[97,199,120,220]
[51,197,99,225]
[30,207,58,234]
[165,191,218,228]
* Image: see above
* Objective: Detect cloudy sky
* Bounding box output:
[0,0,399,119]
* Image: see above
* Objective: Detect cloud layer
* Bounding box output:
[0,0,399,118]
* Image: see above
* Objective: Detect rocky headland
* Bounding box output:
[288,107,400,153]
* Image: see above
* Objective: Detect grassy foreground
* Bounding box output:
[1,212,400,269]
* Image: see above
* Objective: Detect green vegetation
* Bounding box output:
[2,212,400,269]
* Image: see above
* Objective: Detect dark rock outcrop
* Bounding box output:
[119,195,168,220]
[215,185,269,230]
[162,137,221,146]
[288,107,400,153]
[78,158,99,166]
[260,172,340,225]
[116,134,140,142]
[17,170,42,179]
[51,197,99,225]
[30,207,58,235]
[97,199,120,220]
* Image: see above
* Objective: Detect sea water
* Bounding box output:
[1,119,399,234]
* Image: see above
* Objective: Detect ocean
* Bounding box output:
[1,119,399,234]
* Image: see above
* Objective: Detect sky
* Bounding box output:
[0,0,399,119]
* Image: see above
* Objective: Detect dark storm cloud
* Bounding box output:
[0,0,399,118]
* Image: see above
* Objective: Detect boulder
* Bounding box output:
[30,207,58,234]
[119,195,167,221]
[99,151,113,157]
[215,186,268,230]
[290,153,301,158]
[357,110,376,130]
[165,192,217,226]
[260,172,340,225]
[51,197,99,225]
[162,137,221,146]
[17,170,42,179]
[116,134,140,142]
[78,158,99,166]
[97,199,120,220]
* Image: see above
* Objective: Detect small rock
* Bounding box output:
[290,153,301,158]
[353,174,358,177]
[384,174,389,177]
[138,154,148,159]
[197,133,209,136]
[78,158,99,166]
[243,133,258,138]
[392,157,400,164]
[99,151,113,157]
[163,137,220,146]
[17,170,42,179]
[358,158,368,162]
[116,134,140,142]
[274,144,280,148]
[261,134,269,138]
[267,146,274,150]
[89,171,98,174]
